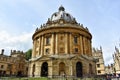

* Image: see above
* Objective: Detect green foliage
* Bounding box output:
[25,49,32,60]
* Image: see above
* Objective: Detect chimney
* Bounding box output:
[1,49,4,55]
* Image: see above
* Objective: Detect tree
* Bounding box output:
[25,49,32,60]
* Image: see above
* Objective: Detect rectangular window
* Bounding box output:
[46,48,49,54]
[46,37,50,45]
[7,64,12,70]
[74,36,78,44]
[98,70,101,73]
[97,64,100,67]
[74,48,78,53]
[97,59,99,62]
[1,65,4,69]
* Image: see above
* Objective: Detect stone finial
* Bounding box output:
[100,46,102,50]
[85,27,88,30]
[92,48,96,52]
[35,27,38,32]
[11,50,12,53]
[115,46,119,53]
[40,25,42,28]
[81,24,83,27]
[112,54,114,58]
[48,18,50,22]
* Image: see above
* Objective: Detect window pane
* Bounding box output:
[98,70,101,73]
[74,36,77,44]
[1,65,4,68]
[97,64,100,67]
[75,48,78,53]
[46,48,49,54]
[46,37,50,45]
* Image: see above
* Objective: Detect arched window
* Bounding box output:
[46,37,50,45]
[74,36,78,44]
[45,48,49,54]
[32,64,35,77]
[74,48,78,53]
[76,62,82,77]
[59,62,65,75]
[41,62,48,77]
[89,64,93,75]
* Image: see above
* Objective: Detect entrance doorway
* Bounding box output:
[76,62,82,77]
[32,64,35,77]
[41,62,48,77]
[89,64,93,74]
[59,62,65,76]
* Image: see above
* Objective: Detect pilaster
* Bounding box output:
[82,36,85,55]
[65,33,68,54]
[32,40,36,58]
[69,33,72,54]
[55,33,58,54]
[51,33,54,55]
[39,37,41,55]
[41,36,43,56]
[80,35,83,55]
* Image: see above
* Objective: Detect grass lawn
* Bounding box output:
[0,77,105,80]
[0,77,48,80]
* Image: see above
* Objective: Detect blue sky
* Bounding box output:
[0,0,120,65]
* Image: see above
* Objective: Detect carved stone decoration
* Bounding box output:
[29,6,96,78]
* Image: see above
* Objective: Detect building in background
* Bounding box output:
[92,47,105,76]
[113,46,120,77]
[105,64,114,76]
[29,6,96,78]
[0,49,28,77]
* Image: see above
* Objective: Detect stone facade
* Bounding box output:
[113,47,120,76]
[0,49,28,77]
[105,64,114,75]
[92,47,105,76]
[29,6,96,78]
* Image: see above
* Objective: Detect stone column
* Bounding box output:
[70,62,73,76]
[55,33,58,54]
[32,41,35,58]
[43,35,45,55]
[51,33,54,55]
[87,38,90,56]
[48,61,52,78]
[28,63,32,77]
[41,36,43,56]
[89,40,92,56]
[35,63,40,77]
[85,38,88,55]
[32,40,36,58]
[82,36,85,55]
[65,33,68,54]
[53,33,55,54]
[39,62,42,77]
[83,37,86,55]
[68,33,70,54]
[69,33,72,54]
[80,35,83,55]
[39,37,41,56]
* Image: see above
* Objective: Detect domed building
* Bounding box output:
[29,6,96,78]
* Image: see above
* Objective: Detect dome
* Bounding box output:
[51,6,75,22]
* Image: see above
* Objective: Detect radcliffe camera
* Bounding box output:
[0,1,120,80]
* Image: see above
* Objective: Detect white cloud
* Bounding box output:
[0,30,33,55]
